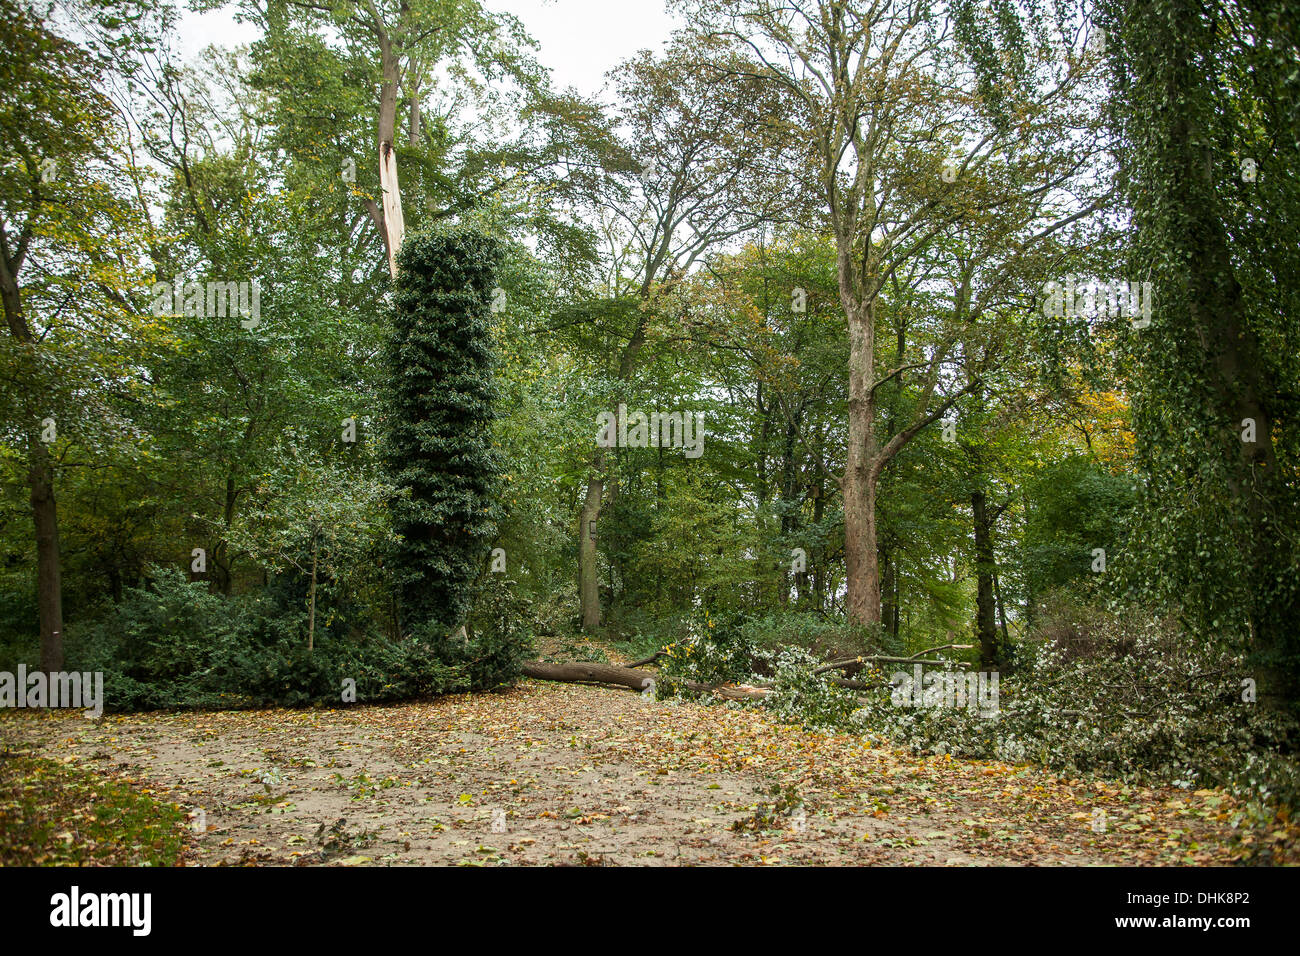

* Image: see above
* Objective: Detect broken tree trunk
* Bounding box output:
[520,661,770,700]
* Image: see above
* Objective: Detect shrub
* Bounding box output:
[65,566,475,711]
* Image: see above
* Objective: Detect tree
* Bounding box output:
[0,0,160,671]
[226,440,394,651]
[570,38,789,631]
[1098,0,1300,708]
[381,224,503,642]
[677,0,1110,628]
[221,0,545,277]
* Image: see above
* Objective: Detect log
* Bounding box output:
[521,661,771,700]
[522,660,657,691]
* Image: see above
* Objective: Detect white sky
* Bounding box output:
[176,0,681,98]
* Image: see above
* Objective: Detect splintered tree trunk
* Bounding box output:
[379,140,405,278]
[377,43,405,278]
[29,439,63,673]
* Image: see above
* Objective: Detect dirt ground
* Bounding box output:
[0,678,1274,866]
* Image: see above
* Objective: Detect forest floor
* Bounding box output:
[4,669,1294,865]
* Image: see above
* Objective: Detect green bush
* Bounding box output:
[64,566,474,711]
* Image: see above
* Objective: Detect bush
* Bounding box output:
[459,574,534,689]
[735,612,881,660]
[849,602,1300,811]
[761,646,860,729]
[656,613,859,730]
[655,611,762,695]
[64,566,481,711]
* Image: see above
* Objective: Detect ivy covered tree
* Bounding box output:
[382,224,505,659]
[1097,0,1300,710]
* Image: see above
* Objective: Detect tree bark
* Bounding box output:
[307,531,319,652]
[843,292,883,626]
[29,438,63,673]
[578,458,604,632]
[971,487,998,666]
[377,37,405,278]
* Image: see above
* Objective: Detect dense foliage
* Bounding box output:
[383,226,508,664]
[0,0,1294,825]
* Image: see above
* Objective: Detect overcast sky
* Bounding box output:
[176,0,682,97]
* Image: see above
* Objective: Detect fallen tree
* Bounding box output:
[519,638,980,703]
[520,642,975,699]
[520,660,656,692]
[519,658,893,703]
[813,644,975,676]
[520,660,771,700]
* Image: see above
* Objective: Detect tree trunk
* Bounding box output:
[879,545,893,637]
[307,531,319,652]
[576,315,647,633]
[811,477,826,613]
[29,438,63,673]
[971,488,998,666]
[843,296,882,626]
[523,660,654,692]
[578,457,604,632]
[3,247,63,673]
[993,569,1011,648]
[212,475,238,596]
[521,661,770,700]
[377,40,405,278]
[844,467,881,626]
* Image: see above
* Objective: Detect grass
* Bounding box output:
[0,751,189,866]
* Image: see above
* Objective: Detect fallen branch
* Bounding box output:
[626,651,667,669]
[908,643,975,659]
[813,656,971,675]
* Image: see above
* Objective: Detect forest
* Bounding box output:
[1,0,1298,869]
